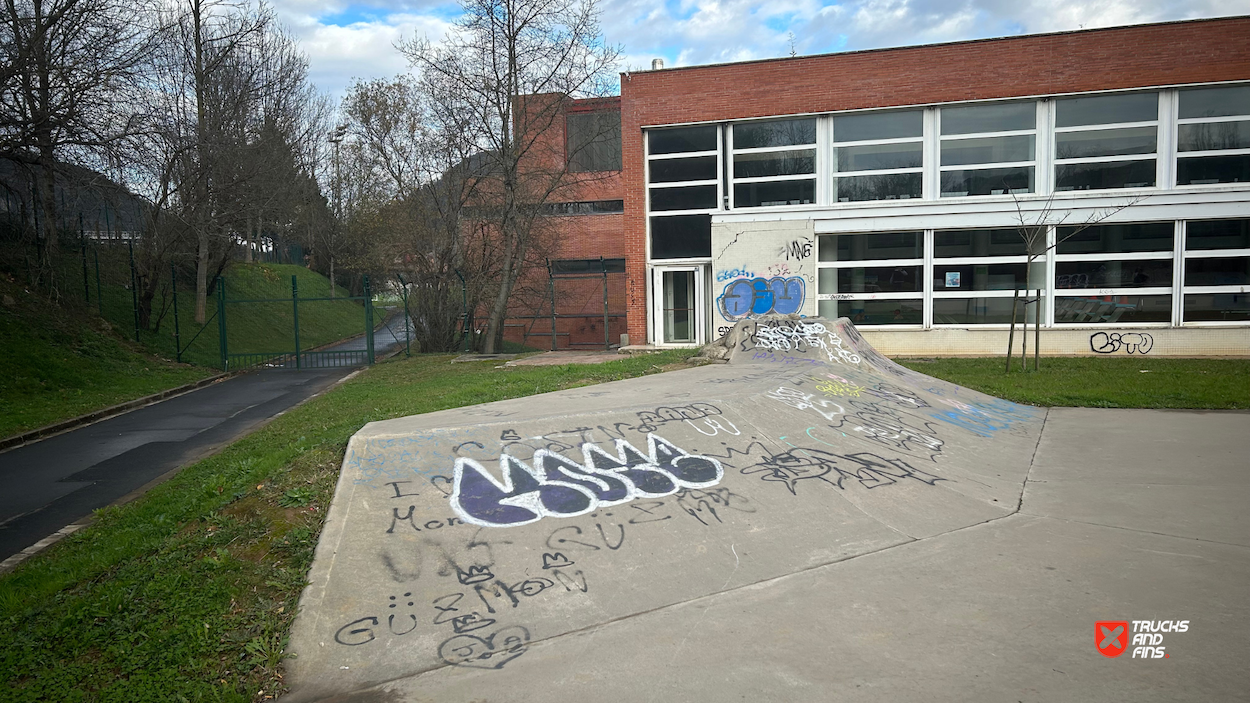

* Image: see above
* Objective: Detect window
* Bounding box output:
[940,102,1036,197]
[816,232,923,325]
[932,229,1035,325]
[1053,223,1173,324]
[552,258,626,274]
[1182,219,1250,322]
[647,126,719,259]
[1177,84,1250,186]
[1054,93,1157,191]
[567,111,621,172]
[731,118,816,208]
[541,200,624,215]
[830,110,923,202]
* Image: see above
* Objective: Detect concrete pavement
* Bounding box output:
[284,317,1249,701]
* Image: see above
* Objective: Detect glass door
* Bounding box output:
[652,266,706,345]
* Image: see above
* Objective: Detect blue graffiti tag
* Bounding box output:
[450,434,725,527]
[929,399,1036,437]
[718,276,805,320]
[716,267,754,282]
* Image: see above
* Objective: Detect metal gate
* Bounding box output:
[213,274,375,370]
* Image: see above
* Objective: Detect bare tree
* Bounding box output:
[337,74,497,351]
[1007,192,1144,371]
[0,0,155,286]
[400,0,620,353]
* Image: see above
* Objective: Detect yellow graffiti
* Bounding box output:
[812,373,862,398]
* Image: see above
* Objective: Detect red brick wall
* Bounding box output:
[500,212,628,349]
[619,16,1250,344]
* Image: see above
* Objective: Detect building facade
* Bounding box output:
[530,17,1250,355]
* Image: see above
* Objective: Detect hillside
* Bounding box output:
[0,263,369,440]
[0,275,210,440]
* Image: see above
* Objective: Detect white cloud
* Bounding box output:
[267,0,1249,102]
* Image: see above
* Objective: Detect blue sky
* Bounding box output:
[271,0,1250,100]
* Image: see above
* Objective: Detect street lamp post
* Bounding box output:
[327,123,347,298]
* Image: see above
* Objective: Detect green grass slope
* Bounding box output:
[0,276,211,440]
[1,263,370,439]
[89,262,368,368]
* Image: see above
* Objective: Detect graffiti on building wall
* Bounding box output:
[450,433,725,527]
[718,276,805,320]
[717,267,754,282]
[779,237,813,261]
[1090,332,1154,355]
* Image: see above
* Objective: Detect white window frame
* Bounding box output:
[1175,86,1250,188]
[938,102,1039,198]
[929,226,1044,329]
[728,118,818,210]
[645,125,722,259]
[829,109,925,204]
[1050,222,1175,328]
[1051,91,1160,194]
[815,232,925,328]
[1178,218,1250,326]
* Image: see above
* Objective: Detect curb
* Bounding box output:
[0,371,238,454]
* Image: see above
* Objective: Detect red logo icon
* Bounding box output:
[1097,621,1129,658]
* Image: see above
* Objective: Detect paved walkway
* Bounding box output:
[0,325,411,565]
[284,318,1249,703]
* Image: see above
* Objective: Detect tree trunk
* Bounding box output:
[194,228,209,323]
[35,152,59,276]
[482,229,523,354]
[245,212,254,263]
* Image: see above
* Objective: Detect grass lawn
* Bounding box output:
[897,356,1250,409]
[0,349,697,702]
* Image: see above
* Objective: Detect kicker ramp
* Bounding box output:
[287,317,1042,701]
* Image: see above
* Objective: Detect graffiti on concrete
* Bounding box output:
[811,373,863,398]
[438,625,531,669]
[929,397,1037,438]
[718,276,805,320]
[765,386,845,421]
[753,320,862,365]
[1090,331,1153,355]
[742,448,943,495]
[864,382,930,409]
[635,403,722,432]
[450,434,725,527]
[831,402,945,461]
[751,351,824,367]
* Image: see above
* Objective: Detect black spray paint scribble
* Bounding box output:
[1090,332,1153,355]
[438,625,530,669]
[742,449,943,494]
[635,402,722,431]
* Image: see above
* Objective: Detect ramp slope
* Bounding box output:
[286,318,1042,701]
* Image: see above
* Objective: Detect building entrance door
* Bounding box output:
[652,265,706,345]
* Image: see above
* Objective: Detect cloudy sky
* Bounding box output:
[273,0,1249,100]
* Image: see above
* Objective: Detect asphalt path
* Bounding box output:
[0,317,414,563]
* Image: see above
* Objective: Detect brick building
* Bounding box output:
[521,16,1250,355]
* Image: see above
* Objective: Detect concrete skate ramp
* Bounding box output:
[287,318,1042,701]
